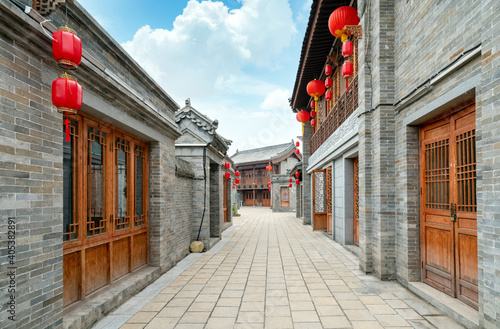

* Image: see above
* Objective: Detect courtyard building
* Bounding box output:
[291,0,500,328]
[231,142,301,212]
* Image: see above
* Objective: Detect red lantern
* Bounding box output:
[52,27,82,70]
[295,141,300,147]
[295,172,300,178]
[295,179,300,185]
[268,186,271,191]
[328,6,360,42]
[52,74,83,114]
[289,178,293,183]
[235,178,240,184]
[235,170,240,177]
[296,110,311,134]
[311,119,316,127]
[295,149,300,155]
[289,183,292,188]
[310,100,315,109]
[306,79,326,100]
[342,40,354,58]
[310,110,316,118]
[342,61,354,91]
[325,91,333,100]
[224,172,231,179]
[268,181,271,185]
[325,64,333,76]
[224,162,230,169]
[325,77,333,88]
[266,163,272,172]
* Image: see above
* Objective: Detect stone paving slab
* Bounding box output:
[92,208,467,329]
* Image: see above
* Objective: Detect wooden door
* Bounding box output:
[223,177,228,222]
[420,102,477,310]
[280,187,289,208]
[353,158,359,246]
[244,191,252,206]
[313,170,327,231]
[326,167,333,235]
[262,191,270,207]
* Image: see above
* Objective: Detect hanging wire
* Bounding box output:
[40,19,56,40]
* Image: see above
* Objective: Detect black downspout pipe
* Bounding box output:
[196,143,210,241]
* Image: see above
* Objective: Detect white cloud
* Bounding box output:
[121,0,297,102]
[260,88,291,112]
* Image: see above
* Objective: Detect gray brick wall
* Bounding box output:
[271,175,296,213]
[0,9,64,329]
[302,124,313,225]
[209,165,221,238]
[476,1,500,326]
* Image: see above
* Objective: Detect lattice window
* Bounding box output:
[314,171,326,212]
[424,139,450,210]
[87,127,107,236]
[63,119,78,241]
[326,168,332,214]
[134,145,146,227]
[456,130,476,213]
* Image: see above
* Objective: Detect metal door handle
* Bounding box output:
[450,203,456,222]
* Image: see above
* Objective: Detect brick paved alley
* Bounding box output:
[93,208,465,329]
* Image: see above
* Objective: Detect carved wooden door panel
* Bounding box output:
[420,102,477,310]
[353,158,359,246]
[313,170,327,231]
[326,167,333,234]
[280,187,289,208]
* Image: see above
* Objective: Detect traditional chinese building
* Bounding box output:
[0,1,231,329]
[231,142,301,211]
[291,0,500,327]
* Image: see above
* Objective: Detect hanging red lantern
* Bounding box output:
[307,79,325,116]
[325,64,333,76]
[325,91,333,100]
[52,27,82,70]
[295,172,300,178]
[224,172,230,179]
[310,110,316,118]
[52,74,82,114]
[325,77,333,88]
[342,40,354,58]
[328,6,360,42]
[289,178,293,183]
[235,178,240,184]
[268,186,271,191]
[224,162,230,169]
[342,61,354,91]
[296,110,311,134]
[266,163,272,172]
[52,74,83,142]
[295,149,300,155]
[295,141,300,147]
[268,181,271,185]
[310,100,315,109]
[311,119,316,127]
[235,170,240,177]
[296,179,300,185]
[289,183,292,188]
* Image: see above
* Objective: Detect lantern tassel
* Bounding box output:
[302,122,304,135]
[346,79,349,92]
[64,115,70,142]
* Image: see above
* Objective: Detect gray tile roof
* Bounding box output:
[231,142,295,165]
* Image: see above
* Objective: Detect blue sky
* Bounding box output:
[78,0,313,154]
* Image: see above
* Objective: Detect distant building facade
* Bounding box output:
[231,142,301,212]
[291,0,500,328]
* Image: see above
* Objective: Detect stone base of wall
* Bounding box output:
[63,266,161,329]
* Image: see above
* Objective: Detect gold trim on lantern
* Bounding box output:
[57,26,77,35]
[57,59,78,70]
[57,107,78,114]
[58,73,77,80]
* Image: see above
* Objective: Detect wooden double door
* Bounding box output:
[420,102,477,309]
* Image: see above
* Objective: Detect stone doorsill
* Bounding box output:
[407,282,479,329]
